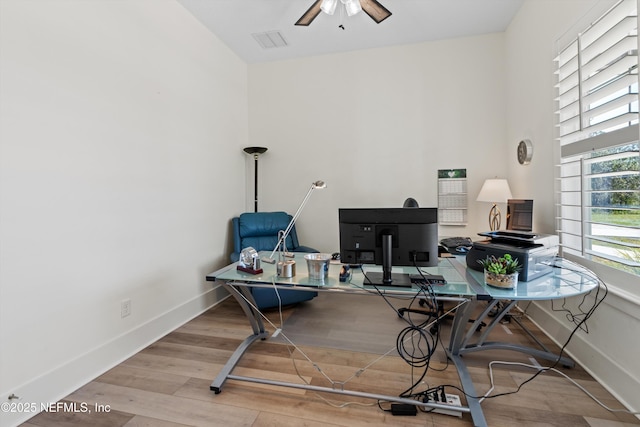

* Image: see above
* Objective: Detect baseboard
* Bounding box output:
[0,285,229,427]
[525,297,640,419]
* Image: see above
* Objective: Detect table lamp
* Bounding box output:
[261,180,327,277]
[476,178,512,231]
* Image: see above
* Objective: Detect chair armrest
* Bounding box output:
[231,217,242,256]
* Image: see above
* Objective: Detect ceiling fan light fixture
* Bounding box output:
[296,0,389,26]
[320,0,338,15]
[343,0,362,16]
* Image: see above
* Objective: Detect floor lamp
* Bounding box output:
[243,147,268,212]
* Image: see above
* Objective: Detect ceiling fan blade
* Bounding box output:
[360,0,392,24]
[295,0,323,26]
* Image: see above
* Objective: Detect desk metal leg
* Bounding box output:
[510,314,553,354]
[458,299,575,368]
[210,283,268,393]
[447,297,578,426]
[448,300,488,427]
[461,300,500,346]
[475,300,518,346]
[211,290,471,417]
[210,333,265,393]
[458,342,574,367]
[227,284,265,336]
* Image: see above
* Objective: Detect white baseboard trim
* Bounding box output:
[1,285,229,427]
[525,301,640,419]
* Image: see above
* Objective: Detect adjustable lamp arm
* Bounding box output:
[264,180,326,262]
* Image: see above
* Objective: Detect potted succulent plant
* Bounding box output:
[477,253,522,289]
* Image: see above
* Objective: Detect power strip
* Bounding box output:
[427,393,463,418]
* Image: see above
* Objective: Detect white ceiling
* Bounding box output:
[177,0,525,63]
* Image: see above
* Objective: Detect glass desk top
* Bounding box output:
[206,253,600,301]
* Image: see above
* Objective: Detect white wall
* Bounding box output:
[248,34,509,252]
[505,0,640,416]
[0,1,247,425]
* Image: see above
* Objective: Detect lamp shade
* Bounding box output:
[344,0,362,16]
[321,0,338,15]
[476,179,513,203]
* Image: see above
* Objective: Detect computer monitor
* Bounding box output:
[338,207,438,287]
[506,199,533,231]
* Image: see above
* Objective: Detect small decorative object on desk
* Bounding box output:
[237,247,263,275]
[304,253,331,282]
[478,253,521,289]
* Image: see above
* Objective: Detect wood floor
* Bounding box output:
[23,295,640,427]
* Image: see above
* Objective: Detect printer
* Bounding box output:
[466,230,559,281]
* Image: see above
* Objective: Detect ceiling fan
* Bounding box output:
[295,0,392,26]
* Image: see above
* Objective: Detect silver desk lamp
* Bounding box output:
[261,180,326,277]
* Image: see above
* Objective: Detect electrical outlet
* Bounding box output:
[121,299,131,318]
[445,393,461,407]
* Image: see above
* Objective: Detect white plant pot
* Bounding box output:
[484,270,519,289]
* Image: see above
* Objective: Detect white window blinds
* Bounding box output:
[555,0,640,279]
[556,0,638,145]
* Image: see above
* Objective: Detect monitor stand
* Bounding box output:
[365,234,412,288]
[365,272,413,288]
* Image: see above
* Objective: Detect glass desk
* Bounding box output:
[208,253,480,297]
[206,253,600,427]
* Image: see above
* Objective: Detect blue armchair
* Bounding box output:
[230,211,318,309]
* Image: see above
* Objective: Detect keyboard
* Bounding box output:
[440,237,473,254]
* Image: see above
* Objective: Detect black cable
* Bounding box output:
[550,288,592,332]
[358,258,447,399]
[396,259,444,397]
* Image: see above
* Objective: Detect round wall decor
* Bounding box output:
[517,139,533,165]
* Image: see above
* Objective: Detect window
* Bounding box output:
[555,0,640,280]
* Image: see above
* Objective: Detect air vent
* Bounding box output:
[252,31,288,49]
